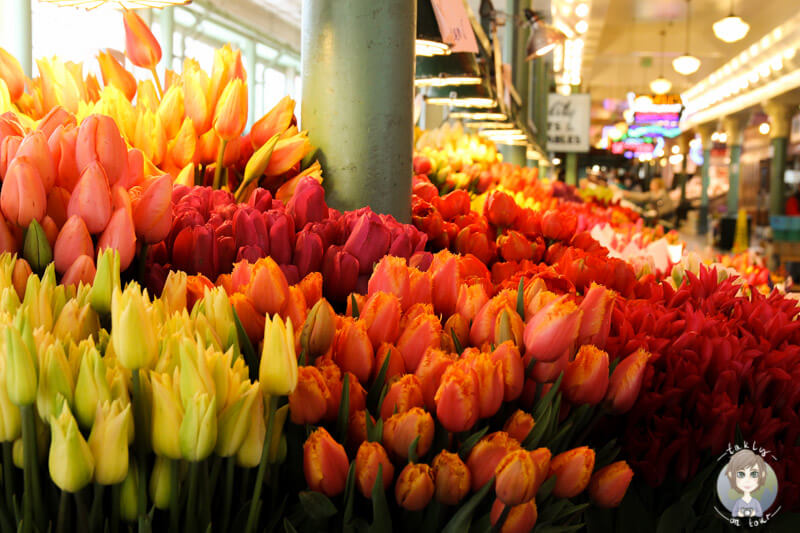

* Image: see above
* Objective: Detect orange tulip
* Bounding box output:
[441,313,469,353]
[264,131,311,176]
[303,427,350,497]
[431,251,459,317]
[604,348,650,414]
[298,272,323,307]
[400,303,435,329]
[371,344,403,384]
[577,283,616,348]
[333,317,374,385]
[356,442,394,498]
[183,65,212,135]
[16,131,56,193]
[213,79,248,142]
[490,499,538,533]
[466,432,521,491]
[0,135,21,179]
[368,256,411,310]
[523,298,583,363]
[503,410,535,444]
[68,162,113,234]
[11,258,30,300]
[407,267,432,308]
[462,350,504,419]
[53,215,94,274]
[122,9,162,70]
[246,257,289,315]
[230,293,264,346]
[396,313,442,373]
[456,283,489,323]
[125,148,145,190]
[97,207,137,271]
[48,126,81,192]
[62,254,96,288]
[469,290,516,348]
[283,286,308,343]
[289,366,332,425]
[383,407,434,460]
[435,360,480,433]
[300,298,337,360]
[528,349,568,383]
[1,157,47,227]
[251,96,295,149]
[490,342,524,402]
[76,115,128,186]
[97,50,137,101]
[209,44,246,111]
[41,215,58,249]
[347,409,372,450]
[346,293,366,318]
[549,446,595,498]
[494,307,524,348]
[132,174,172,244]
[380,375,425,421]
[529,447,551,494]
[494,450,538,506]
[361,291,402,350]
[432,450,470,505]
[0,212,17,254]
[589,461,634,508]
[395,463,434,511]
[322,369,367,422]
[563,345,609,405]
[415,348,454,411]
[0,47,25,101]
[138,81,159,112]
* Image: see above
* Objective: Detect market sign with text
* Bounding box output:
[610,136,655,155]
[627,93,683,135]
[547,93,591,152]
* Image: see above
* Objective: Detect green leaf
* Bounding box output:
[451,328,463,355]
[679,462,716,507]
[298,348,307,367]
[298,491,338,521]
[534,373,563,421]
[369,466,392,533]
[594,440,620,469]
[535,524,586,533]
[556,502,590,522]
[232,309,258,382]
[367,351,391,412]
[525,355,538,375]
[536,475,557,503]
[235,133,280,202]
[342,462,357,533]
[616,485,655,533]
[350,294,360,319]
[337,373,351,443]
[523,403,551,450]
[608,357,621,375]
[538,499,568,523]
[408,435,421,463]
[516,278,525,317]
[441,477,494,533]
[419,500,443,533]
[547,421,573,452]
[655,499,693,533]
[283,518,299,533]
[458,426,489,460]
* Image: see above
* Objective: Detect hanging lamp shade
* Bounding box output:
[673,0,701,75]
[417,0,451,56]
[39,0,190,7]
[713,15,749,43]
[649,77,672,94]
[426,83,497,108]
[415,53,482,87]
[524,10,566,60]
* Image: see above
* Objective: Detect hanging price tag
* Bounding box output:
[430,0,479,54]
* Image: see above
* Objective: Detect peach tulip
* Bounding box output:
[54,216,94,274]
[62,254,96,288]
[16,131,56,192]
[132,174,172,244]
[48,126,80,192]
[97,207,137,271]
[76,115,128,186]
[1,157,47,227]
[122,9,162,70]
[68,162,113,234]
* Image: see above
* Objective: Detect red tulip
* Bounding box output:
[287,177,327,229]
[172,224,219,281]
[430,251,459,317]
[485,190,519,228]
[97,207,137,271]
[53,216,94,274]
[455,224,495,265]
[589,461,633,508]
[133,174,173,244]
[549,446,595,498]
[563,345,609,405]
[540,210,577,241]
[604,348,650,414]
[322,245,359,303]
[435,360,480,433]
[498,230,535,262]
[47,126,79,192]
[343,212,392,275]
[303,427,350,497]
[294,229,324,280]
[1,158,47,227]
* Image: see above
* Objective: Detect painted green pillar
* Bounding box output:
[727,145,742,214]
[4,0,31,76]
[160,7,175,71]
[564,85,580,186]
[507,145,527,166]
[533,58,548,150]
[770,137,788,216]
[301,0,415,222]
[245,38,257,129]
[695,124,714,235]
[765,102,792,216]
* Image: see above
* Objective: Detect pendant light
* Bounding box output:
[650,29,672,95]
[524,9,567,60]
[417,0,451,57]
[713,0,750,43]
[673,0,701,75]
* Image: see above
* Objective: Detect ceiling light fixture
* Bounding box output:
[713,0,750,43]
[673,0,701,75]
[524,9,567,59]
[650,29,672,94]
[759,122,770,135]
[575,3,589,18]
[575,20,588,34]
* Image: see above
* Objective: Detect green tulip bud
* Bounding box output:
[120,461,139,522]
[23,219,52,275]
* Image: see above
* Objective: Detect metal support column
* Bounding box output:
[696,123,715,235]
[765,102,792,216]
[4,0,32,76]
[160,7,175,72]
[245,38,257,128]
[301,0,415,222]
[723,114,746,215]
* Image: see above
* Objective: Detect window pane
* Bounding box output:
[263,68,286,111]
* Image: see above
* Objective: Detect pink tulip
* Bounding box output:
[68,162,113,234]
[97,208,137,271]
[1,157,47,227]
[54,216,94,274]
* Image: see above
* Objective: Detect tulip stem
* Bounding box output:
[220,458,235,532]
[212,139,229,190]
[185,462,199,533]
[111,483,121,533]
[20,405,40,533]
[131,369,148,533]
[137,243,149,287]
[56,490,69,533]
[169,460,179,532]
[244,395,279,533]
[149,66,164,99]
[2,442,13,518]
[489,504,511,533]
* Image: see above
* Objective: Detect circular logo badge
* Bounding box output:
[716,449,779,520]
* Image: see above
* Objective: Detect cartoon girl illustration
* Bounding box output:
[725,450,767,518]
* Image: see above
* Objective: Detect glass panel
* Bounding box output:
[263,68,286,112]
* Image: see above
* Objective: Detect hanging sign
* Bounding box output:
[547,93,591,152]
[430,0,480,53]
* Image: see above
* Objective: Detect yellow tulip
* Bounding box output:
[74,342,111,429]
[178,392,217,462]
[215,381,258,457]
[53,299,100,344]
[36,342,74,421]
[178,336,216,406]
[110,283,158,371]
[259,315,298,396]
[120,461,139,522]
[4,325,38,406]
[88,400,131,484]
[150,371,183,460]
[0,353,21,441]
[49,407,94,493]
[90,248,121,316]
[149,455,173,510]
